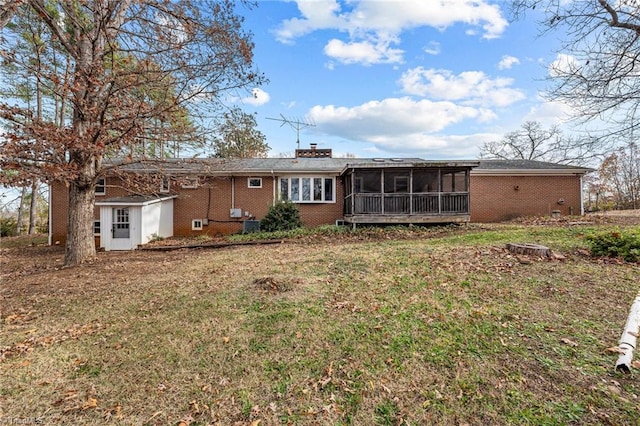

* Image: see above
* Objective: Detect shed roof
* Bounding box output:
[95,195,176,206]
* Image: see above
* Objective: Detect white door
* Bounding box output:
[110,207,132,250]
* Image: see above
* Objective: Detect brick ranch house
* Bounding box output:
[49,147,592,250]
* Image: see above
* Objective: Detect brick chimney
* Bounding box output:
[295,143,332,158]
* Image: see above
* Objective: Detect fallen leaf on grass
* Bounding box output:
[250,420,261,426]
[561,338,578,347]
[631,360,640,369]
[605,346,627,354]
[82,397,98,410]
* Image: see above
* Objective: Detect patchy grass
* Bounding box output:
[0,233,48,249]
[1,223,639,425]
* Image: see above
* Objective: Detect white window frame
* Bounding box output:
[160,176,170,193]
[248,177,262,188]
[93,220,101,236]
[95,178,106,196]
[279,176,336,204]
[394,176,409,193]
[192,219,203,230]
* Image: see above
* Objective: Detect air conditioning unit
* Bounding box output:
[230,208,242,218]
[243,220,260,233]
[335,219,346,226]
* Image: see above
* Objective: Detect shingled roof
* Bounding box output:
[473,159,593,175]
[112,157,592,176]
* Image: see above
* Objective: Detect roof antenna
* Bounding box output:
[266,114,316,149]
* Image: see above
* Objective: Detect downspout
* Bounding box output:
[580,174,585,216]
[271,170,276,205]
[48,183,52,246]
[231,176,235,209]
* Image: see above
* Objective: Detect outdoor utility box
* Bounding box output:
[243,220,260,233]
[230,208,242,218]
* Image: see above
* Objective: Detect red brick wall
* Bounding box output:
[173,176,277,236]
[470,175,582,222]
[50,173,583,244]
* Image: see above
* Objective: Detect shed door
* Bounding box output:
[112,208,130,239]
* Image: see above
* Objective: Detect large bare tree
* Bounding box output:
[512,1,640,139]
[0,0,264,265]
[479,121,600,165]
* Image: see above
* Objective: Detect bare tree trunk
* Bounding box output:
[28,180,38,234]
[64,180,97,265]
[16,186,28,235]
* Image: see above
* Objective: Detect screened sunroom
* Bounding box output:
[341,160,479,224]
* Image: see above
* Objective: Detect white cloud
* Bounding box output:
[324,37,403,65]
[549,53,578,77]
[398,67,526,108]
[498,55,520,70]
[306,97,499,156]
[241,88,270,106]
[524,98,573,125]
[274,0,508,65]
[424,41,441,55]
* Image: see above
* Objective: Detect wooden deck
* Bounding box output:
[343,192,470,224]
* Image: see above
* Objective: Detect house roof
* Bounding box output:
[113,157,592,176]
[472,159,593,176]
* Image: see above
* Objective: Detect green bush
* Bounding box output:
[260,201,303,232]
[585,228,640,262]
[0,217,17,237]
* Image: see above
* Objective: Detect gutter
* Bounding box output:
[471,168,593,176]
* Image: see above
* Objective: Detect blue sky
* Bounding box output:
[233,0,571,159]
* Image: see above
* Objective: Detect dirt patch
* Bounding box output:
[252,276,295,293]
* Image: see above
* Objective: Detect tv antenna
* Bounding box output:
[266,114,316,149]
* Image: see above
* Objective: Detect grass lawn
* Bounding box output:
[1,223,639,425]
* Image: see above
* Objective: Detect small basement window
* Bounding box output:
[248,177,262,188]
[95,178,106,196]
[192,219,203,230]
[93,220,101,236]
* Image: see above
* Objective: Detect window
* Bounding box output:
[192,219,203,230]
[384,170,409,193]
[95,178,106,196]
[394,176,409,193]
[93,221,101,236]
[248,178,262,188]
[279,176,335,203]
[160,177,170,193]
[113,208,130,239]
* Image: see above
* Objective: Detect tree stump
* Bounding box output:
[506,243,552,257]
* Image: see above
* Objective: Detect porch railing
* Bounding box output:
[345,192,469,215]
